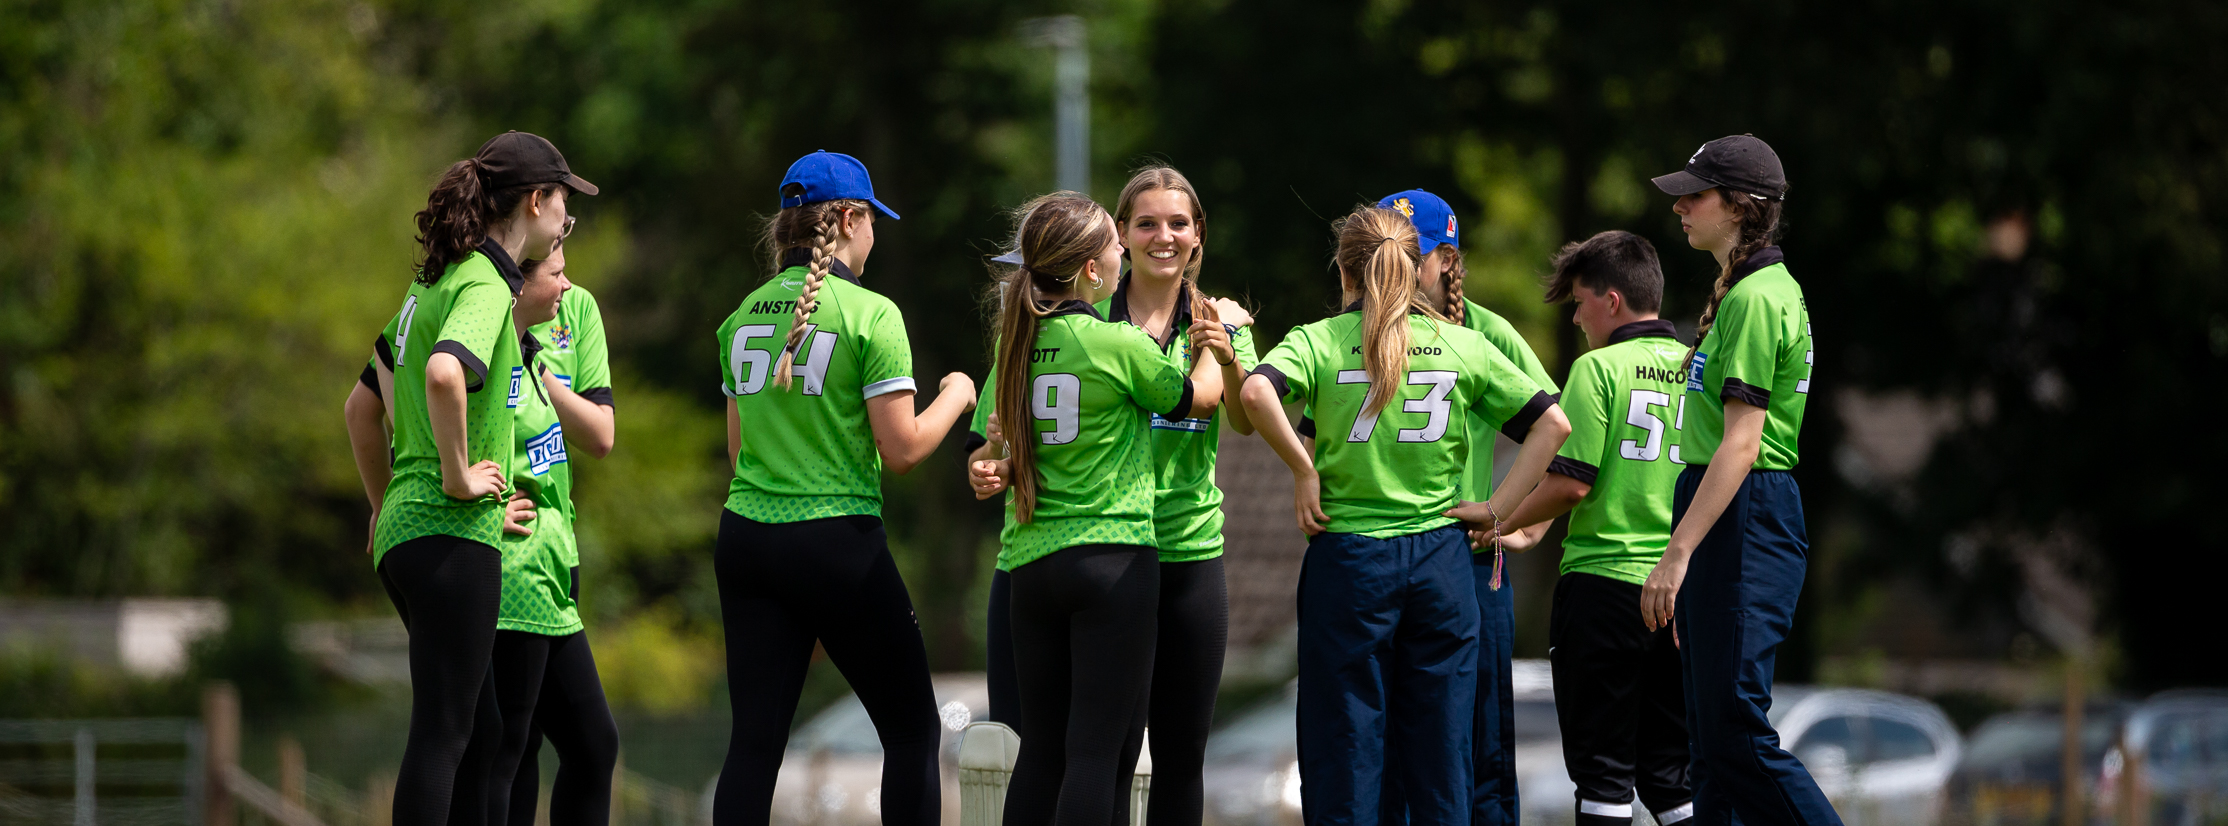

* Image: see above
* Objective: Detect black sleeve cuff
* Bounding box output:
[1500,390,1556,443]
[1163,377,1197,421]
[359,363,382,400]
[577,387,615,407]
[963,431,988,454]
[374,334,396,371]
[1296,415,1317,439]
[431,340,489,392]
[1547,455,1600,486]
[1249,363,1291,399]
[1722,377,1771,408]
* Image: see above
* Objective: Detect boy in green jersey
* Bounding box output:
[342,131,592,826]
[970,193,1226,826]
[1495,232,1694,826]
[1223,207,1569,826]
[710,152,977,826]
[1647,135,1839,825]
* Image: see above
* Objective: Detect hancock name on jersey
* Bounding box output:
[525,422,569,476]
[1634,365,1683,385]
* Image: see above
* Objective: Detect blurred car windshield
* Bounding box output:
[1963,710,2122,769]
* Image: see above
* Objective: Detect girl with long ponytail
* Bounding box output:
[1641,135,1840,825]
[969,192,1220,826]
[709,151,977,826]
[345,131,592,826]
[1223,205,1570,823]
[1377,188,1559,826]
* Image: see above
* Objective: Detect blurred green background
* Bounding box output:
[0,0,2223,786]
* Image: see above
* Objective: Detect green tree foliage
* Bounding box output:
[3,0,2222,690]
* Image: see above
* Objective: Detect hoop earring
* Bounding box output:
[1088,273,1105,290]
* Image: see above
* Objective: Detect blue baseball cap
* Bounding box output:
[779,150,900,219]
[1376,189,1458,254]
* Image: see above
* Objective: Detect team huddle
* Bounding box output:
[344,131,1841,826]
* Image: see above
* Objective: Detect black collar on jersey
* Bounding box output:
[1607,319,1681,346]
[779,247,864,286]
[1037,298,1103,320]
[1728,245,1786,281]
[477,237,526,296]
[518,329,549,404]
[1107,275,1194,349]
[1340,299,1431,316]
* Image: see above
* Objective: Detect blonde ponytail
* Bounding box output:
[1336,207,1427,417]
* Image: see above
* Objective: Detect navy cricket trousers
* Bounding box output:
[1471,552,1519,825]
[1671,467,1841,826]
[1297,526,1479,826]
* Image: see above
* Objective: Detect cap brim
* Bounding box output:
[1416,235,1446,254]
[868,197,901,221]
[563,173,600,197]
[1650,170,1717,197]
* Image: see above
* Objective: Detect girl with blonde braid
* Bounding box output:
[710,151,977,826]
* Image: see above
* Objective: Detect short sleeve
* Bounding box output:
[1255,326,1318,403]
[1708,291,1776,408]
[1469,302,1560,396]
[1549,357,1611,484]
[432,278,510,392]
[859,302,918,399]
[1231,325,1260,373]
[1118,328,1191,419]
[1464,342,1551,441]
[569,291,614,406]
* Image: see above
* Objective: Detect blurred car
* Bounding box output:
[1774,686,1965,825]
[703,673,988,826]
[1200,663,1963,826]
[1939,701,2131,826]
[2096,690,2228,826]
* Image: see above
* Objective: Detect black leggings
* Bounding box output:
[711,511,941,826]
[379,534,504,826]
[1006,544,1160,826]
[1142,557,1227,826]
[490,629,620,826]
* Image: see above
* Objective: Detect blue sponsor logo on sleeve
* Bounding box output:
[1685,352,1707,393]
[507,366,525,408]
[525,422,568,476]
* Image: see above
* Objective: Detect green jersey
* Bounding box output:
[989,302,1194,571]
[497,339,584,635]
[1457,299,1559,503]
[718,256,916,523]
[372,240,526,564]
[1680,249,1811,471]
[1549,320,1687,586]
[1256,308,1553,539]
[526,286,613,569]
[1298,300,1556,510]
[1095,280,1256,562]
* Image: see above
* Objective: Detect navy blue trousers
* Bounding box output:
[1471,553,1519,825]
[1297,526,1479,826]
[1671,467,1841,826]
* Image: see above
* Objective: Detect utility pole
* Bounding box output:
[1022,15,1089,195]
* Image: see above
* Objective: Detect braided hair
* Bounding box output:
[759,187,872,391]
[1434,245,1468,325]
[1687,188,1785,362]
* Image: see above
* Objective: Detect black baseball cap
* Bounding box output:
[476,131,599,196]
[1652,134,1784,201]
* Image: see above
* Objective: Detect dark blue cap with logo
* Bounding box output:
[1376,189,1459,254]
[779,150,900,219]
